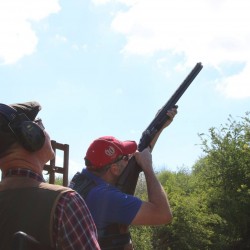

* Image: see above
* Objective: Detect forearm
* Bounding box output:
[149,108,177,151]
[144,168,172,220]
[148,128,163,151]
[132,148,172,225]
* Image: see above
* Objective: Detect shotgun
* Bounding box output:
[115,62,203,194]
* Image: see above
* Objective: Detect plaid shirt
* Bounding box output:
[4,169,100,250]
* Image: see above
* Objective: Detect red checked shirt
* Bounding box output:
[4,169,100,250]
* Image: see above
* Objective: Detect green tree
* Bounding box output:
[194,113,250,249]
[152,170,221,250]
[130,174,154,249]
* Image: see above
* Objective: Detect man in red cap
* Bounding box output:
[0,101,100,250]
[69,107,177,250]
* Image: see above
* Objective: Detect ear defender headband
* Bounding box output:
[0,104,45,152]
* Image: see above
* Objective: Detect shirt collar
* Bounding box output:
[82,168,107,185]
[4,168,45,182]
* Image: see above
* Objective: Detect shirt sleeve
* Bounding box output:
[87,186,142,227]
[53,191,100,250]
[107,188,142,225]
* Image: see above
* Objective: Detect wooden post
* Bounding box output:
[44,140,69,187]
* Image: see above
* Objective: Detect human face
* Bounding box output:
[114,155,130,163]
[35,118,55,163]
[114,155,131,174]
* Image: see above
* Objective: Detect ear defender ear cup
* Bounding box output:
[0,104,45,152]
[14,121,45,152]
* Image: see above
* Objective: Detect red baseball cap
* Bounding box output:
[85,136,137,169]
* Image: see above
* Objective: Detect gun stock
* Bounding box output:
[116,62,203,194]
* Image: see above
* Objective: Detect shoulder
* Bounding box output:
[89,184,141,205]
[56,189,91,216]
[39,182,73,194]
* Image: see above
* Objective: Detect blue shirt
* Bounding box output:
[81,169,142,230]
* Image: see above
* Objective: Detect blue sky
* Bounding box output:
[0,0,249,179]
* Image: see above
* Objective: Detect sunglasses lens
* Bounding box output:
[35,119,45,130]
[113,155,130,164]
[122,155,129,161]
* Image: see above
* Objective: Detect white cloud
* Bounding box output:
[71,43,88,51]
[95,0,250,99]
[0,0,61,64]
[55,34,68,43]
[110,0,250,64]
[217,63,250,99]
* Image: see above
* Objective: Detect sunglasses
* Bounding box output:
[114,155,130,163]
[34,118,45,130]
[121,155,130,161]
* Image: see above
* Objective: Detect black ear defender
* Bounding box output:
[0,104,45,152]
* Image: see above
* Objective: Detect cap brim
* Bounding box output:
[121,140,137,155]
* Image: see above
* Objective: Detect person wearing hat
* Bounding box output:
[0,101,100,250]
[69,107,177,250]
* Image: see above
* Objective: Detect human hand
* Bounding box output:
[159,106,178,129]
[134,147,153,173]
